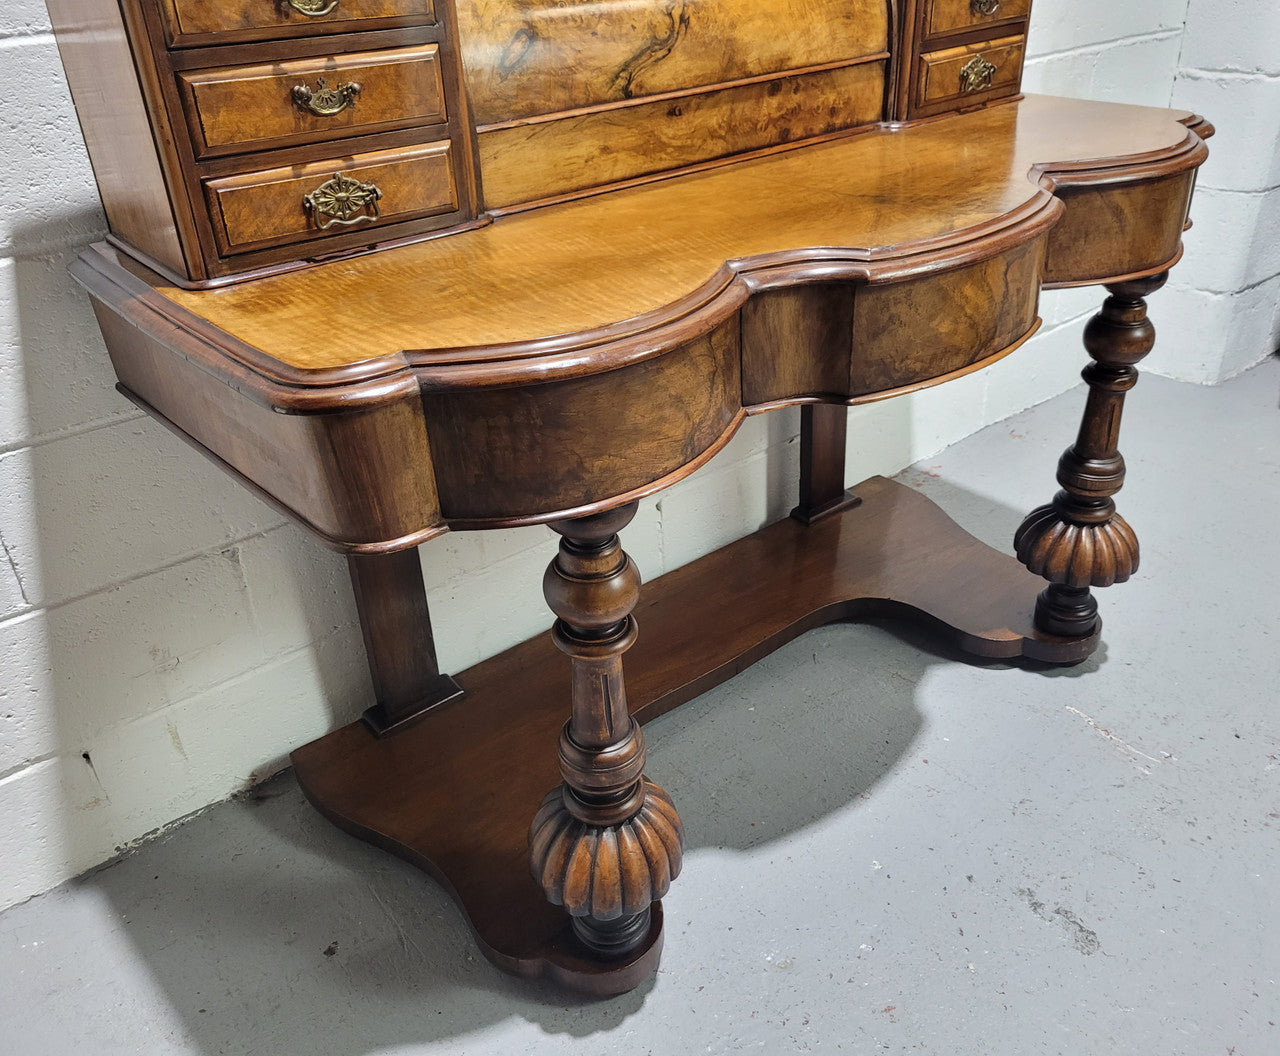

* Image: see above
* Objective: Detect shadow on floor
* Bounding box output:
[75,475,1111,1053]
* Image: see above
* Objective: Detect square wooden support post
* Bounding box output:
[347,549,464,736]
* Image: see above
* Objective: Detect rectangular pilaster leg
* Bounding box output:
[791,403,861,525]
[348,549,463,736]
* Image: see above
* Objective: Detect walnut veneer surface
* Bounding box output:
[150,95,1200,370]
[54,0,1212,999]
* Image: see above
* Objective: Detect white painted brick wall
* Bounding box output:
[1162,1,1280,381]
[1,2,1274,910]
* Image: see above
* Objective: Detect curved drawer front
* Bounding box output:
[180,46,447,158]
[926,0,1031,39]
[422,323,742,521]
[1044,170,1196,286]
[205,142,457,255]
[165,0,435,45]
[740,237,1046,406]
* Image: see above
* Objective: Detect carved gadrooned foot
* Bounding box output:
[530,769,683,954]
[1015,504,1140,588]
[531,502,684,958]
[1015,272,1166,638]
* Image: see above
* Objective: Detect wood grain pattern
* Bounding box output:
[850,234,1044,394]
[917,34,1025,107]
[152,97,1205,373]
[1042,170,1197,286]
[164,0,436,41]
[926,0,1030,38]
[740,284,856,405]
[422,321,741,520]
[291,475,1099,994]
[478,60,885,208]
[1016,274,1165,636]
[456,0,889,125]
[205,142,456,253]
[347,549,463,734]
[739,237,1045,405]
[46,0,188,276]
[70,97,1210,537]
[178,45,447,157]
[50,0,475,286]
[82,281,443,550]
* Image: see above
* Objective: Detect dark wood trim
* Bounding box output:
[116,385,449,554]
[293,474,1099,996]
[792,404,861,524]
[348,550,464,735]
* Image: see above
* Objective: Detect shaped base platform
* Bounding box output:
[291,475,1098,997]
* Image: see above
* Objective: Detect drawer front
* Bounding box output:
[926,0,1031,38]
[918,36,1025,107]
[205,142,457,254]
[167,0,435,41]
[180,46,447,157]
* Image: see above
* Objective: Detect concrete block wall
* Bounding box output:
[0,2,1273,911]
[1162,1,1280,382]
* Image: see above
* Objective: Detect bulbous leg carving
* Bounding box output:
[1015,273,1166,637]
[530,502,684,957]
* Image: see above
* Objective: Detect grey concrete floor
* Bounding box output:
[3,358,1278,1056]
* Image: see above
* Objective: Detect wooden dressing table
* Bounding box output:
[49,0,1210,995]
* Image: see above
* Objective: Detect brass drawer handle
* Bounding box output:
[286,0,341,16]
[303,172,382,230]
[960,55,998,94]
[292,78,362,117]
[971,0,1001,15]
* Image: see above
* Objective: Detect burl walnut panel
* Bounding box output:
[739,284,856,403]
[926,0,1031,38]
[740,237,1045,405]
[456,0,889,124]
[422,322,741,521]
[178,45,448,158]
[162,0,437,43]
[1043,170,1198,286]
[479,61,886,210]
[850,235,1045,394]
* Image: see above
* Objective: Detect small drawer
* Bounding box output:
[165,0,435,44]
[179,46,447,158]
[918,36,1025,107]
[925,0,1031,39]
[205,142,457,255]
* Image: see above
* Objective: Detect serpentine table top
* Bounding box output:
[91,94,1205,385]
[71,90,1211,996]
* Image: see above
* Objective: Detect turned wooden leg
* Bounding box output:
[348,550,463,736]
[529,502,684,957]
[1015,273,1167,637]
[791,403,862,525]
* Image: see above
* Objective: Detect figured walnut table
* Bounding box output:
[73,95,1210,995]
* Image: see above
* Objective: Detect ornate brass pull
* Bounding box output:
[302,172,382,230]
[960,54,998,94]
[286,0,341,16]
[971,0,1001,15]
[292,78,362,117]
